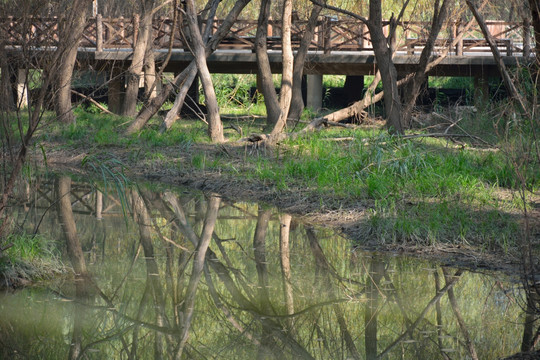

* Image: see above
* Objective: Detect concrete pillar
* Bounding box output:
[108,67,125,114]
[187,75,199,105]
[16,68,28,109]
[474,74,489,108]
[0,64,15,111]
[344,75,364,106]
[306,74,323,112]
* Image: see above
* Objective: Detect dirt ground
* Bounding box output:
[39,140,540,276]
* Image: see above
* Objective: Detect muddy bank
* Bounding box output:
[38,141,538,276]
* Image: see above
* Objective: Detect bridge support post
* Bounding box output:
[108,67,125,115]
[344,75,364,106]
[16,68,28,109]
[186,75,200,110]
[474,74,489,108]
[306,74,323,112]
[0,63,15,111]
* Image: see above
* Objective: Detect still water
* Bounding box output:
[0,175,528,359]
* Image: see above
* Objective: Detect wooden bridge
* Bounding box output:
[1,16,532,56]
[1,16,535,110]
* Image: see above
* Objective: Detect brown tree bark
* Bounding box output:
[367,1,403,134]
[183,0,224,142]
[255,0,282,132]
[143,28,157,100]
[309,0,404,134]
[123,0,156,117]
[466,0,528,114]
[271,0,294,135]
[54,0,92,123]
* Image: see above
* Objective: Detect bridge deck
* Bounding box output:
[89,48,524,77]
[1,16,533,78]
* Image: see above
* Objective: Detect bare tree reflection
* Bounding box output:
[279,214,295,331]
[175,194,220,359]
[4,179,526,359]
[443,267,479,360]
[56,176,93,360]
[306,226,361,360]
[365,258,384,360]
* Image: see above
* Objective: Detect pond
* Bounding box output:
[0,175,530,359]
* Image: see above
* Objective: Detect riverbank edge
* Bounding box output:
[36,141,537,277]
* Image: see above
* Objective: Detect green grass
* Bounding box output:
[0,233,65,286]
[239,126,536,248]
[25,82,538,254]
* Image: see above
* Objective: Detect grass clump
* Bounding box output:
[242,126,535,250]
[0,234,65,288]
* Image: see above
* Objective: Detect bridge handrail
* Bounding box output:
[0,16,533,56]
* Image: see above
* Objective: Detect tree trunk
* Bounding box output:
[144,28,157,100]
[184,0,224,142]
[467,0,528,114]
[288,6,322,122]
[255,0,282,131]
[270,0,293,135]
[54,0,92,123]
[123,1,155,117]
[402,0,451,127]
[126,0,251,134]
[367,1,403,134]
[159,0,219,132]
[160,64,198,132]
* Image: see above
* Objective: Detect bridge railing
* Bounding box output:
[0,16,533,57]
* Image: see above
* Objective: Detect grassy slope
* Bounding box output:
[30,103,538,264]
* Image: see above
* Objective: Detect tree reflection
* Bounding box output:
[0,177,529,359]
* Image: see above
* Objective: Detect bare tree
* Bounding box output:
[183,0,224,142]
[125,0,251,135]
[401,0,451,127]
[0,1,94,238]
[255,0,282,132]
[256,1,322,135]
[309,0,406,134]
[123,0,156,116]
[54,0,93,124]
[287,5,322,122]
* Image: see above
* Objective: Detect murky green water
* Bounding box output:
[0,176,529,359]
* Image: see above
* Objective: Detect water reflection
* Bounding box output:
[0,176,530,359]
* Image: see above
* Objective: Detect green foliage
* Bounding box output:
[241,126,534,248]
[2,234,52,263]
[0,233,64,284]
